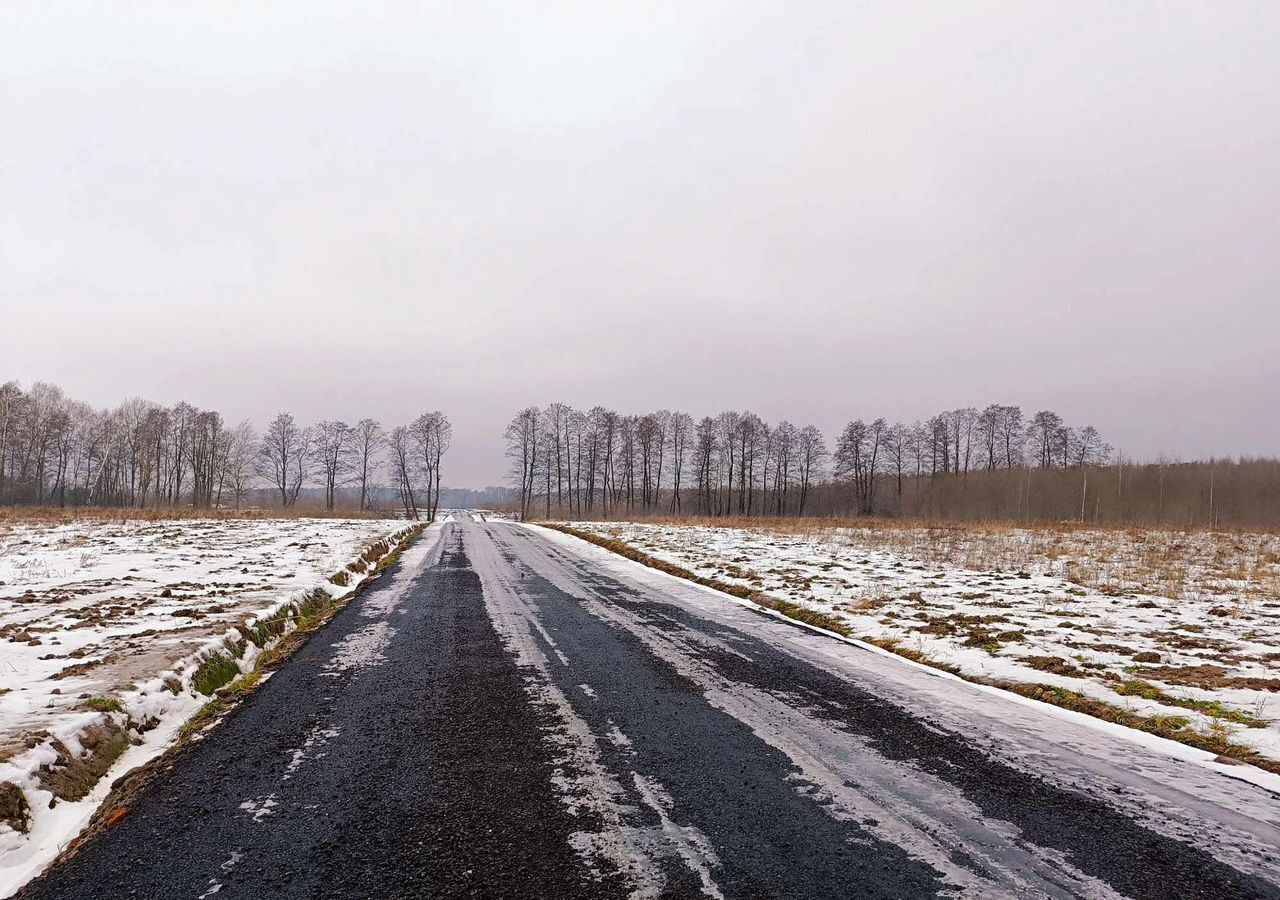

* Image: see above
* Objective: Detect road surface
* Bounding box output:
[21,514,1280,899]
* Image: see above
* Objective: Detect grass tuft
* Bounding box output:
[77,697,125,714]
[1113,679,1267,726]
[191,652,240,696]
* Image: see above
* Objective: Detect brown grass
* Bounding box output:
[1135,665,1280,692]
[994,682,1278,773]
[0,505,384,525]
[558,514,1280,605]
[548,512,1280,538]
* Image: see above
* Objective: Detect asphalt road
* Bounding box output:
[21,514,1280,899]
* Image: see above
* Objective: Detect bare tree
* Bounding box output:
[945,407,978,475]
[715,411,741,515]
[543,402,571,516]
[667,411,692,513]
[566,407,588,515]
[636,413,659,512]
[349,419,384,511]
[737,412,765,515]
[795,425,826,516]
[311,420,351,510]
[614,415,637,514]
[1029,410,1065,468]
[883,422,908,504]
[996,405,1025,468]
[0,381,21,503]
[411,411,452,521]
[223,421,257,509]
[258,412,309,506]
[387,425,418,519]
[1070,425,1111,467]
[692,416,718,515]
[835,418,886,515]
[168,401,196,505]
[505,407,541,520]
[770,420,797,514]
[189,409,224,508]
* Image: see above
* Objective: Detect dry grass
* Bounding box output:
[570,513,1280,537]
[995,681,1278,773]
[0,505,384,525]
[573,514,1280,606]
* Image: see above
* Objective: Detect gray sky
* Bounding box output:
[3,2,1278,487]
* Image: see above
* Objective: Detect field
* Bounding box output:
[0,513,415,885]
[560,518,1280,766]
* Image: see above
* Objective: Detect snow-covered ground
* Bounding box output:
[0,515,413,894]
[564,521,1280,765]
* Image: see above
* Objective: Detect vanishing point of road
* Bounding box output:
[21,514,1280,899]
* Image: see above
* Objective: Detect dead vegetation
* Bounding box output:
[993,681,1278,774]
[606,514,1280,608]
[0,782,28,833]
[35,719,131,803]
[0,505,383,526]
[1130,664,1280,692]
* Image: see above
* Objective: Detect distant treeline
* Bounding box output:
[787,458,1280,528]
[505,403,1278,528]
[0,380,451,520]
[275,484,515,510]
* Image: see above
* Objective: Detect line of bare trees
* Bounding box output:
[505,403,1280,528]
[505,405,828,520]
[0,381,256,509]
[384,412,452,521]
[505,402,1115,521]
[834,406,1112,515]
[0,380,451,517]
[857,456,1280,527]
[243,410,451,518]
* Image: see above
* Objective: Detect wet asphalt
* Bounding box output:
[19,517,1280,900]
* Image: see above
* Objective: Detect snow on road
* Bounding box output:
[561,521,1280,765]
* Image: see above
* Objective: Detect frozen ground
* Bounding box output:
[565,521,1280,765]
[0,515,411,891]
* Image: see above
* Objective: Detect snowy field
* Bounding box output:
[563,521,1280,766]
[0,515,411,892]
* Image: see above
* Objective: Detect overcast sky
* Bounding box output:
[2,2,1277,486]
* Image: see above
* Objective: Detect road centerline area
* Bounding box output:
[18,515,1280,900]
